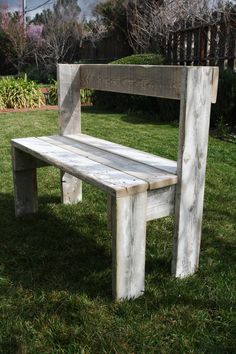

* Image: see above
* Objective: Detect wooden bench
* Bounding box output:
[11,64,219,300]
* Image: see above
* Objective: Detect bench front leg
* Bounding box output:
[12,147,38,217]
[111,191,147,300]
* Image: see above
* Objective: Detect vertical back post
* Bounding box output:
[172,66,218,277]
[58,64,82,204]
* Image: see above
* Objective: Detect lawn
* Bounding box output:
[0,108,235,353]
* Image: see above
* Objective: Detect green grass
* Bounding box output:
[0,108,235,353]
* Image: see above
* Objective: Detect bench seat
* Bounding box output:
[12,134,177,197]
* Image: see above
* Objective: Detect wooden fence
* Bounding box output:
[161,15,236,70]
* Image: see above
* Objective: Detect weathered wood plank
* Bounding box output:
[58,64,82,204]
[146,186,175,221]
[61,173,82,204]
[172,66,215,277]
[12,147,38,216]
[39,135,177,190]
[58,64,81,135]
[112,192,147,300]
[11,137,148,197]
[12,148,48,171]
[67,134,177,175]
[80,64,183,100]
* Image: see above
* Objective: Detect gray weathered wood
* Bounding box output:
[58,64,81,135]
[80,64,183,100]
[79,64,218,103]
[146,186,175,221]
[40,135,177,190]
[67,134,177,175]
[12,137,148,197]
[61,173,82,204]
[58,64,82,204]
[111,192,147,300]
[172,66,215,277]
[12,147,38,216]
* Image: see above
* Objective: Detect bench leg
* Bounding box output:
[111,192,147,300]
[61,172,82,204]
[12,147,38,217]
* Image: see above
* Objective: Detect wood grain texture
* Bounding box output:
[112,192,147,300]
[67,134,177,175]
[12,147,38,216]
[40,135,177,190]
[58,64,82,204]
[61,172,82,204]
[172,66,216,277]
[58,64,81,135]
[80,64,183,100]
[146,186,175,221]
[12,137,148,197]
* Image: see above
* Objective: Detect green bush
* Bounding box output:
[0,76,45,109]
[48,80,58,105]
[0,94,5,110]
[92,53,176,117]
[47,80,94,106]
[112,53,164,65]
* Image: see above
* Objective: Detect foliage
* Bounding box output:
[0,92,5,109]
[112,53,164,65]
[0,109,235,353]
[80,88,94,104]
[48,80,94,105]
[48,80,58,105]
[126,0,236,53]
[29,0,82,78]
[0,11,41,74]
[93,0,127,39]
[0,76,44,109]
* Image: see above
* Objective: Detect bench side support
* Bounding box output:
[172,67,215,277]
[111,192,147,300]
[12,147,38,216]
[58,64,82,204]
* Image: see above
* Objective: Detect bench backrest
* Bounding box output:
[57,64,219,203]
[57,64,218,136]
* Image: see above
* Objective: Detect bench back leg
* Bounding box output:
[111,191,147,300]
[172,67,214,277]
[12,147,38,216]
[58,64,82,204]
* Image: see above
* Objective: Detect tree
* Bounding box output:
[32,0,82,77]
[91,0,129,41]
[126,0,235,53]
[0,9,41,73]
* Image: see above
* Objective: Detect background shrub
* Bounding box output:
[112,53,164,65]
[0,94,5,109]
[48,80,58,105]
[0,76,44,109]
[47,80,93,106]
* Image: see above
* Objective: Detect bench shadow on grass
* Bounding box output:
[0,192,113,299]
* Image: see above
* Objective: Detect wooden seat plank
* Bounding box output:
[39,135,177,190]
[66,134,177,174]
[12,137,148,197]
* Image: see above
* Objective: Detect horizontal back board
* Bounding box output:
[80,64,184,100]
[58,64,218,103]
